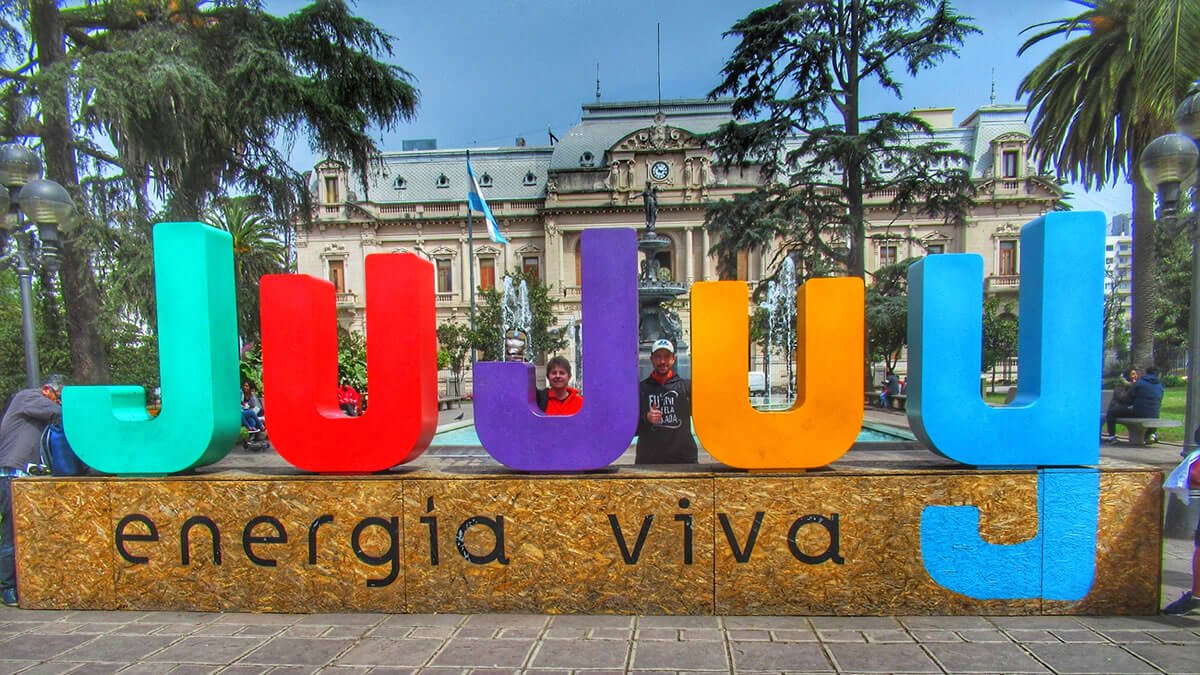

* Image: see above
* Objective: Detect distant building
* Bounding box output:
[297,98,1063,380]
[1104,232,1133,352]
[1110,212,1132,237]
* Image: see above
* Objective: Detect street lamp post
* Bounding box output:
[0,143,77,388]
[1139,85,1200,455]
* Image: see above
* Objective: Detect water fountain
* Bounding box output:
[500,276,532,362]
[636,189,689,379]
[758,257,797,406]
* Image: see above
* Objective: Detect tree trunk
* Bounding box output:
[32,0,110,383]
[1130,178,1158,369]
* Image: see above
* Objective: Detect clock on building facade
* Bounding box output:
[650,160,670,181]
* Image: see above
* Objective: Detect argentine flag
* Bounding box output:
[467,158,507,244]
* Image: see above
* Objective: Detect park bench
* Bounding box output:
[864,390,907,411]
[1114,417,1182,446]
[437,396,462,411]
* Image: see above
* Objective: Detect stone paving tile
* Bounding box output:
[1001,629,1063,643]
[926,642,1052,673]
[322,625,373,639]
[51,664,126,675]
[62,611,149,624]
[454,627,497,638]
[210,667,270,675]
[1049,628,1112,643]
[193,623,243,636]
[899,616,995,630]
[428,638,535,669]
[571,670,627,675]
[0,660,37,673]
[362,668,419,675]
[153,623,208,636]
[496,627,541,639]
[634,628,678,641]
[312,668,371,675]
[726,628,770,641]
[863,628,915,643]
[14,662,81,675]
[57,634,178,663]
[542,627,588,639]
[637,616,721,629]
[278,624,330,639]
[729,641,831,672]
[333,638,445,668]
[1075,615,1184,631]
[295,613,387,626]
[1126,644,1200,673]
[165,666,221,675]
[0,632,96,660]
[1,609,71,622]
[1147,628,1200,643]
[529,639,629,669]
[680,628,723,641]
[1026,643,1159,674]
[957,630,1014,643]
[461,615,547,629]
[213,613,297,626]
[815,629,866,643]
[547,615,633,628]
[0,621,31,634]
[988,616,1086,629]
[723,616,809,630]
[238,637,357,666]
[409,625,457,640]
[383,614,466,628]
[908,629,965,643]
[587,628,633,640]
[630,640,729,671]
[35,621,85,634]
[143,635,267,664]
[810,617,900,630]
[826,644,941,673]
[132,612,218,625]
[119,664,188,675]
[107,623,162,635]
[769,629,818,642]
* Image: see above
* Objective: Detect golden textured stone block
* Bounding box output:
[12,478,116,610]
[11,465,1161,615]
[403,475,713,614]
[105,476,406,612]
[714,468,1160,615]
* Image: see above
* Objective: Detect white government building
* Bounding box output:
[296,98,1063,382]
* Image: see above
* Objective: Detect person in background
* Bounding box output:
[1110,368,1140,408]
[636,339,697,464]
[1104,366,1164,443]
[337,378,362,416]
[0,374,65,607]
[536,356,582,415]
[879,370,900,408]
[241,381,264,432]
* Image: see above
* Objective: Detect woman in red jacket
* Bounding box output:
[537,356,582,415]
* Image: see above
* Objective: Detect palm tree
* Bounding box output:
[1017,0,1200,369]
[203,200,287,343]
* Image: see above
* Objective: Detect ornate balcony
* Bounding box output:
[986,275,1020,292]
[335,291,357,307]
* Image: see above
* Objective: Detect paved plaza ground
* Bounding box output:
[2,404,1198,674]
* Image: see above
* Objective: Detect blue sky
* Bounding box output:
[266,0,1131,220]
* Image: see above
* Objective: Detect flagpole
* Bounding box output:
[467,150,477,365]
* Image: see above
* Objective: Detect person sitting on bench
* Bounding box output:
[1104,366,1164,443]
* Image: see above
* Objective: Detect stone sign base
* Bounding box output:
[12,463,1161,615]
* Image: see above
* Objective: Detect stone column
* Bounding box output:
[685,226,695,285]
